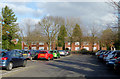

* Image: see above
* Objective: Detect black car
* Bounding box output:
[0,51,27,71]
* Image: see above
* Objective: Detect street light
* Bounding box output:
[49,31,52,50]
[0,14,3,50]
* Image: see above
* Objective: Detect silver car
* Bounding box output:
[105,50,120,62]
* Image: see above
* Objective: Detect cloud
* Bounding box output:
[37,2,116,26]
[1,0,119,2]
[0,2,43,18]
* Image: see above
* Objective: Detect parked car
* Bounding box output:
[65,50,71,55]
[0,51,27,71]
[50,50,60,58]
[21,50,31,60]
[33,50,41,59]
[58,50,67,56]
[96,50,106,59]
[37,50,54,61]
[98,50,108,60]
[105,50,120,63]
[106,51,120,68]
[114,57,120,72]
[29,50,36,59]
[103,50,113,61]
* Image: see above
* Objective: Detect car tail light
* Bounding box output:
[114,57,118,59]
[1,57,8,60]
[97,55,100,56]
[118,61,120,63]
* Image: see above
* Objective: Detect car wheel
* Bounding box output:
[6,62,13,71]
[52,57,54,60]
[47,57,50,61]
[22,60,27,67]
[59,56,61,58]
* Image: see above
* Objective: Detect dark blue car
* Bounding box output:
[0,51,27,71]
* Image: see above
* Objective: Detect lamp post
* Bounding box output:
[0,15,3,50]
[49,31,52,50]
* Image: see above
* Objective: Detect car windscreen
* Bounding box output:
[59,50,64,52]
[22,51,29,54]
[39,51,47,53]
[50,51,53,53]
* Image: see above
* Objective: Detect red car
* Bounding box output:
[37,50,54,61]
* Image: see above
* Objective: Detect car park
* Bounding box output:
[37,50,54,61]
[50,50,60,58]
[0,51,27,71]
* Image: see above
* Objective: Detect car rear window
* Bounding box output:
[50,51,53,53]
[0,52,7,57]
[39,51,47,53]
[54,51,57,53]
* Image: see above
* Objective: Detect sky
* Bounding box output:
[0,0,119,35]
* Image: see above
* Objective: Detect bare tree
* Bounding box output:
[65,17,81,51]
[38,16,64,50]
[88,22,101,51]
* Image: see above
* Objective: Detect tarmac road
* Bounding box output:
[1,54,120,79]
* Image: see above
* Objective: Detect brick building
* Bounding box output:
[22,41,107,51]
[65,42,100,51]
[22,42,56,50]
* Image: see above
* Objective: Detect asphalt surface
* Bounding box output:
[1,54,120,78]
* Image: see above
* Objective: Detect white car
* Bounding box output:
[58,50,67,56]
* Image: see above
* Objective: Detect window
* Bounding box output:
[24,42,27,45]
[68,42,70,45]
[83,42,89,45]
[11,52,16,57]
[39,42,44,45]
[24,47,28,50]
[75,42,79,45]
[83,47,89,50]
[93,47,97,50]
[32,47,36,50]
[68,47,71,50]
[94,43,97,45]
[32,42,36,45]
[39,47,44,50]
[75,47,79,51]
[16,52,21,57]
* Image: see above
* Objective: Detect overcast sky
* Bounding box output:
[0,0,119,35]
